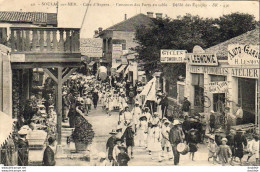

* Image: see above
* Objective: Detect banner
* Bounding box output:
[209,81,229,93]
[228,44,259,65]
[160,49,187,63]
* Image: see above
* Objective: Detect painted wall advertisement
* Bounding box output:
[112,44,123,59]
[160,49,187,63]
[209,81,229,93]
[228,44,259,65]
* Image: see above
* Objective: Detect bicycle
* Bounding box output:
[194,95,211,108]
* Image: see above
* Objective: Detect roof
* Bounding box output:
[205,28,259,60]
[102,13,154,32]
[0,11,57,26]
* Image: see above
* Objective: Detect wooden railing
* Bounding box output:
[10,27,80,53]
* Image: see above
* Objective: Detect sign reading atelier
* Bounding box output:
[228,44,259,65]
[160,49,187,63]
[187,53,218,66]
[209,81,229,93]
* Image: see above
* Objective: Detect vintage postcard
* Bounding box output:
[0,0,259,170]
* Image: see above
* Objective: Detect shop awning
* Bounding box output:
[116,65,127,73]
[111,63,121,69]
[138,71,145,76]
[88,61,96,66]
[123,65,130,77]
[0,111,14,147]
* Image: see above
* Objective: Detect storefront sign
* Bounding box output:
[231,68,259,79]
[112,44,123,59]
[209,81,229,93]
[187,53,218,66]
[189,66,229,75]
[160,49,186,63]
[228,44,259,65]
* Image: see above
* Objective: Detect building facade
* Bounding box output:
[184,28,259,125]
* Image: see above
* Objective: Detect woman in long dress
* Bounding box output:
[149,124,162,162]
[136,116,148,147]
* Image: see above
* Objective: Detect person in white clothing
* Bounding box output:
[136,115,148,147]
[247,135,259,164]
[131,102,142,132]
[235,105,243,125]
[123,106,132,125]
[147,112,160,155]
[161,120,172,160]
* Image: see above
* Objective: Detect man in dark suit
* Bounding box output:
[43,137,56,166]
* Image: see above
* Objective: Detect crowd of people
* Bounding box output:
[11,72,259,167]
[61,73,259,166]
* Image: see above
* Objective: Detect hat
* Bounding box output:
[189,128,197,133]
[49,105,54,108]
[21,125,30,131]
[221,138,228,142]
[237,129,244,133]
[153,112,159,115]
[210,110,215,113]
[209,135,215,140]
[135,102,140,105]
[164,120,170,124]
[18,129,28,135]
[173,120,181,126]
[98,152,106,159]
[109,130,117,135]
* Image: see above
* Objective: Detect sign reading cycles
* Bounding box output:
[160,49,186,63]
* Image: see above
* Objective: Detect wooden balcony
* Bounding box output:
[9,27,81,64]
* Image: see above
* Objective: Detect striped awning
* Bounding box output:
[116,65,127,73]
[111,63,121,69]
[88,61,96,66]
[123,65,130,77]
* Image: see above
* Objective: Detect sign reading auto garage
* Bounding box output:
[228,44,259,65]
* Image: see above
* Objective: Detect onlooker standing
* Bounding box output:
[169,120,185,165]
[160,93,168,118]
[121,122,135,158]
[234,129,247,164]
[209,110,216,134]
[182,97,191,117]
[43,137,56,166]
[92,91,99,109]
[235,105,243,125]
[17,129,29,166]
[217,138,232,166]
[207,135,218,164]
[117,146,130,166]
[106,130,117,163]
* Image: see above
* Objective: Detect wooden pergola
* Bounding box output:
[9,27,82,152]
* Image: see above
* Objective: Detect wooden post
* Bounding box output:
[57,67,63,145]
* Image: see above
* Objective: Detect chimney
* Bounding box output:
[147,12,153,18]
[155,13,163,19]
[125,14,127,20]
[98,27,103,32]
[94,30,99,35]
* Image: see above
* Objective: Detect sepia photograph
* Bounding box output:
[0,0,259,169]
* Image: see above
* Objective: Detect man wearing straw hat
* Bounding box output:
[17,129,29,166]
[106,130,117,163]
[169,120,184,165]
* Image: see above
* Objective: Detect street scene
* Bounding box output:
[0,0,259,167]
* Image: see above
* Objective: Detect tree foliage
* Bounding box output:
[134,12,257,75]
